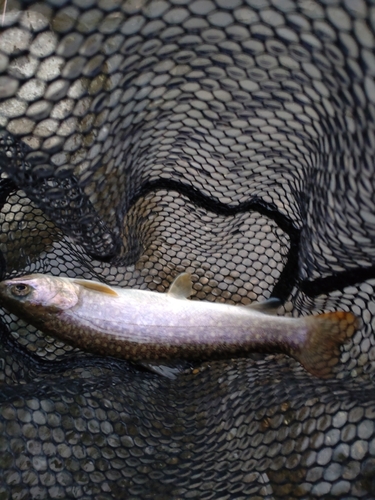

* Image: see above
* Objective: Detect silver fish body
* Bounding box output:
[0,273,358,378]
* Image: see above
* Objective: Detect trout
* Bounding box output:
[0,273,358,378]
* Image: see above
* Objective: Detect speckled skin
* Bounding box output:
[0,274,358,378]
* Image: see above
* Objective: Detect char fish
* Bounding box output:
[0,273,358,378]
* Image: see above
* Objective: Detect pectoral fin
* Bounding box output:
[73,279,119,297]
[168,273,193,299]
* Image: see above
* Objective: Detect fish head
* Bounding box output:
[0,274,79,318]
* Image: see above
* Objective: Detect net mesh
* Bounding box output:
[0,0,375,498]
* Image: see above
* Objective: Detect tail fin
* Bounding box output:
[298,311,359,378]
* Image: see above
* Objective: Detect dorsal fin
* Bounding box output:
[73,279,119,297]
[168,273,193,299]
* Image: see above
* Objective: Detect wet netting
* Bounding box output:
[0,0,375,498]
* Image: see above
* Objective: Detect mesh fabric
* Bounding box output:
[0,0,375,498]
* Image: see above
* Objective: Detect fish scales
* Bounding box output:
[0,273,359,378]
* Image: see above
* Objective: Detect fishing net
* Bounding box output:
[0,0,375,498]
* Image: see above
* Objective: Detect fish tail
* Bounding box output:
[298,311,359,378]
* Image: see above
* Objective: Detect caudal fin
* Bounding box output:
[298,311,359,378]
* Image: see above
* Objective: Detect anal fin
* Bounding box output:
[136,360,194,379]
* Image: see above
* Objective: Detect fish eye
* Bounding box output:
[10,284,31,297]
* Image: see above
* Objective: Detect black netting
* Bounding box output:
[0,0,375,498]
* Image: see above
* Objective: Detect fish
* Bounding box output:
[0,273,358,378]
